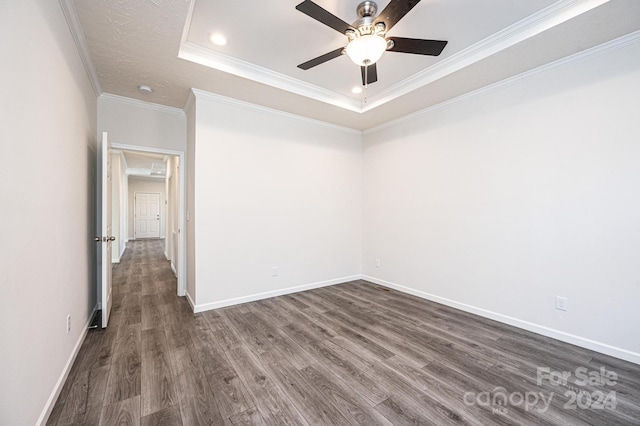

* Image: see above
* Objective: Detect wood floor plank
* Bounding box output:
[169,343,226,425]
[244,311,316,369]
[190,325,254,419]
[140,326,177,416]
[301,363,394,425]
[264,358,354,425]
[289,291,333,313]
[105,324,141,404]
[226,345,309,426]
[250,299,295,327]
[304,340,390,405]
[228,407,267,425]
[55,365,110,426]
[140,405,182,426]
[219,309,271,355]
[99,395,141,426]
[141,295,165,330]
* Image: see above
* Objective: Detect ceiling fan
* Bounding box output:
[296,0,448,86]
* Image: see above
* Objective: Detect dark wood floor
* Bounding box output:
[48,240,640,425]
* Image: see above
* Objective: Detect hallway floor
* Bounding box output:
[47,240,640,425]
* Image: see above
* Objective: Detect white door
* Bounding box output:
[135,192,161,239]
[96,132,113,328]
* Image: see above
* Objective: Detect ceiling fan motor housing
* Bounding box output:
[357,1,378,18]
[352,1,384,38]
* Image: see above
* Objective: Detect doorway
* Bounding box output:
[110,143,186,297]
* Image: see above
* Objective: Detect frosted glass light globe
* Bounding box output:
[346,35,387,66]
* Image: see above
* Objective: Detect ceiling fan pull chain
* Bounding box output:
[364,65,369,104]
[365,65,368,89]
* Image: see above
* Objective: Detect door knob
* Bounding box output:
[94,237,101,242]
[108,236,116,241]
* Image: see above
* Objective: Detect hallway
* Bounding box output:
[48,240,193,425]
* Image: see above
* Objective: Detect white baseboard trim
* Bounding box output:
[186,291,196,311]
[120,245,126,258]
[192,275,361,313]
[37,305,97,425]
[362,275,640,365]
[170,261,177,277]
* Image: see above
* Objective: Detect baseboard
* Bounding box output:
[170,261,177,277]
[186,291,196,311]
[37,305,97,425]
[192,275,361,313]
[362,275,640,365]
[120,245,126,258]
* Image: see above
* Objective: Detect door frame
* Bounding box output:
[133,191,162,239]
[113,143,187,297]
[97,132,113,327]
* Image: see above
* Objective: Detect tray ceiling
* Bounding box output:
[72,0,640,129]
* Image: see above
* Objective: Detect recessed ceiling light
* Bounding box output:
[210,33,227,46]
[138,85,153,94]
[351,87,363,94]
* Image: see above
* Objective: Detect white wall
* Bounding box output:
[190,92,362,310]
[128,177,166,240]
[363,38,640,362]
[0,1,97,424]
[111,153,123,261]
[166,156,180,272]
[185,96,197,303]
[98,93,186,151]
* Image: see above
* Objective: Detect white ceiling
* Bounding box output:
[72,0,640,129]
[121,150,167,179]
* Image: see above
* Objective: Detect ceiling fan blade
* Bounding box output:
[296,0,355,34]
[374,0,421,32]
[387,37,448,56]
[297,47,344,70]
[360,63,378,86]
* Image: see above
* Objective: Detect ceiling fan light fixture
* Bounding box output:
[345,34,387,66]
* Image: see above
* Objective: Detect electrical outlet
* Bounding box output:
[66,315,71,334]
[556,296,568,311]
[375,259,381,268]
[272,267,279,277]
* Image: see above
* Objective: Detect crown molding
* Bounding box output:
[99,93,186,116]
[364,29,640,135]
[191,89,362,135]
[178,41,362,113]
[362,0,610,112]
[59,0,102,96]
[183,89,196,112]
[180,0,196,46]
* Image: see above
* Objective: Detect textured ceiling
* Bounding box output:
[72,0,640,129]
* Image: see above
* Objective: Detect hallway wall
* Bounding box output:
[0,1,98,424]
[98,93,186,151]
